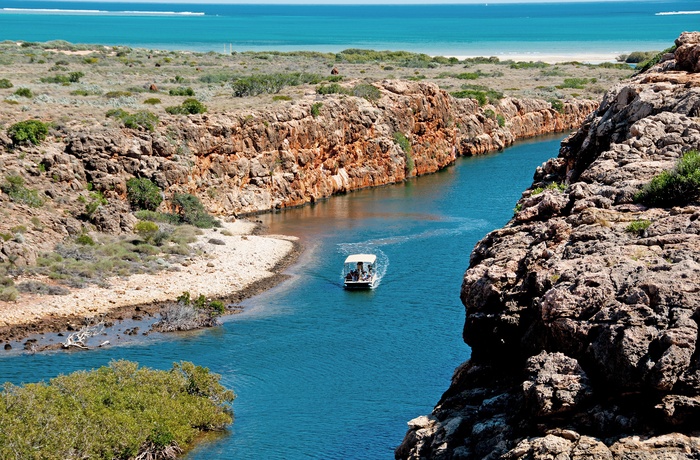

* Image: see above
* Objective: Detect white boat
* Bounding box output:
[343,254,377,289]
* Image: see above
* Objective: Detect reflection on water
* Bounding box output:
[0,134,566,460]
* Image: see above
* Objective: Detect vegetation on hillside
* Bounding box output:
[635,150,700,207]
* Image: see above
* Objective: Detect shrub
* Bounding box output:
[352,83,381,101]
[104,90,132,98]
[1,175,45,207]
[393,132,414,174]
[626,219,652,236]
[272,95,292,101]
[455,72,480,80]
[497,114,506,127]
[634,150,700,207]
[636,45,677,73]
[624,51,658,63]
[231,73,321,97]
[451,85,503,106]
[169,86,195,96]
[40,71,84,84]
[0,286,18,302]
[134,220,160,242]
[556,77,592,89]
[316,83,345,95]
[311,102,322,117]
[166,98,207,115]
[0,360,234,459]
[107,109,159,131]
[0,78,12,89]
[549,98,564,113]
[7,119,49,145]
[143,97,161,105]
[78,191,107,219]
[76,234,96,246]
[126,177,163,211]
[172,193,221,229]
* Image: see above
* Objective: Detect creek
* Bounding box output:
[0,134,565,459]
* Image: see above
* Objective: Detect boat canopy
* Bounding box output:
[344,254,376,264]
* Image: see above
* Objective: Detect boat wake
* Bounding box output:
[655,10,700,15]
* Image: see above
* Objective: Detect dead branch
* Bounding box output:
[62,317,105,349]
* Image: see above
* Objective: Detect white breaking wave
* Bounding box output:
[0,8,204,16]
[655,10,700,16]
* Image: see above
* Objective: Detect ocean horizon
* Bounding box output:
[1,1,698,58]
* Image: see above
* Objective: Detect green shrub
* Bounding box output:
[107,109,159,131]
[0,360,234,459]
[509,61,549,69]
[40,71,84,84]
[393,132,414,174]
[78,191,107,219]
[166,98,207,115]
[209,300,226,314]
[352,83,381,101]
[231,73,321,97]
[455,72,480,80]
[127,177,163,211]
[0,286,19,302]
[169,86,195,96]
[1,175,45,207]
[496,114,506,127]
[104,90,132,98]
[316,82,345,95]
[624,51,658,63]
[134,220,160,242]
[272,95,292,101]
[0,78,12,89]
[451,85,503,106]
[532,182,567,196]
[143,97,161,105]
[76,234,96,246]
[556,77,592,89]
[311,102,323,117]
[625,219,652,236]
[549,98,564,113]
[7,119,49,145]
[636,45,676,73]
[634,150,700,207]
[172,193,221,229]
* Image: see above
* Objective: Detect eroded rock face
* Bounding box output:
[397,34,700,459]
[58,80,595,217]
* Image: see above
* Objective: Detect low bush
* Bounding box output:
[134,220,160,242]
[625,219,652,236]
[352,83,381,101]
[393,132,414,174]
[311,102,323,117]
[556,77,594,89]
[143,97,161,105]
[104,90,132,98]
[40,71,84,84]
[172,193,221,229]
[451,87,503,106]
[7,119,49,145]
[231,72,321,97]
[1,175,44,207]
[636,45,677,73]
[0,360,234,459]
[166,98,207,115]
[169,86,195,96]
[126,177,163,211]
[634,150,700,207]
[548,98,564,113]
[0,78,12,88]
[623,50,658,63]
[106,109,159,131]
[16,280,70,295]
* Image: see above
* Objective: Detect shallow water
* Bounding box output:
[0,134,565,459]
[1,1,698,54]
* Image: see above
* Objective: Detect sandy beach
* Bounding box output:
[0,220,298,344]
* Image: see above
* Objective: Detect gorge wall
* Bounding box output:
[396,33,700,459]
[0,80,595,259]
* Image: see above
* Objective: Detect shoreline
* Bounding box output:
[0,220,302,349]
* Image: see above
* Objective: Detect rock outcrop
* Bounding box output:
[397,33,700,459]
[0,81,594,254]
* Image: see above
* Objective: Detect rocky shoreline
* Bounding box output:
[397,33,700,459]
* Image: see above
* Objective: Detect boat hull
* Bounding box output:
[344,280,374,290]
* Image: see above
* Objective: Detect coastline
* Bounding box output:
[450,52,624,64]
[0,220,301,348]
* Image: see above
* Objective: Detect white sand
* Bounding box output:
[0,220,297,327]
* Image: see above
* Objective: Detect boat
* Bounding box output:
[343,254,377,289]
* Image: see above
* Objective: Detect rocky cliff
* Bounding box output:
[396,33,700,459]
[0,81,594,260]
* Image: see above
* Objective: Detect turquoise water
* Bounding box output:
[1,1,698,55]
[0,135,565,459]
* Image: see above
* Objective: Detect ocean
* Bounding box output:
[0,1,698,57]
